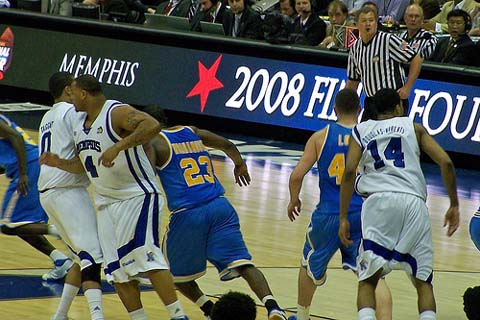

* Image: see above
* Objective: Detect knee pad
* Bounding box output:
[81,263,102,284]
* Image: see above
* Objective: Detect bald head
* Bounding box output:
[404,4,424,33]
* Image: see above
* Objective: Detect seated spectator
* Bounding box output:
[399,3,437,59]
[41,0,72,16]
[340,0,365,17]
[469,4,480,36]
[411,0,441,19]
[464,286,480,320]
[423,0,477,33]
[211,291,257,320]
[370,0,410,24]
[312,0,330,16]
[190,0,225,31]
[428,9,479,66]
[104,0,155,23]
[156,0,191,16]
[320,0,350,48]
[222,0,264,39]
[279,0,297,20]
[289,0,326,46]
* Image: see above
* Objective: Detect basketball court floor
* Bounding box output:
[0,131,479,319]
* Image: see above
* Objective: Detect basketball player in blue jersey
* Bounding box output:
[286,88,392,320]
[0,113,72,281]
[142,105,288,320]
[40,75,188,320]
[469,206,480,251]
[339,89,459,320]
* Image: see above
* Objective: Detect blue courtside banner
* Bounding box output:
[1,24,479,155]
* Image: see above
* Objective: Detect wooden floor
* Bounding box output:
[0,130,479,319]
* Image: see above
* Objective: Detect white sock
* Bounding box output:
[54,283,79,318]
[194,295,210,307]
[297,305,310,320]
[358,307,375,320]
[48,225,60,237]
[85,288,104,320]
[166,300,185,319]
[419,310,436,320]
[129,308,147,320]
[261,294,275,304]
[50,249,69,262]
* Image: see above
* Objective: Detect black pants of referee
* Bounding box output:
[362,96,409,122]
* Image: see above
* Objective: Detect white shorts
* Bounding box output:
[98,193,168,283]
[40,187,103,270]
[357,192,433,283]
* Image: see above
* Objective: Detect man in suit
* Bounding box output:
[190,0,226,31]
[290,0,326,46]
[428,9,479,66]
[156,0,191,17]
[423,0,477,33]
[223,0,264,39]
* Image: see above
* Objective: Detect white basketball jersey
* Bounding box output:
[38,102,90,191]
[352,117,427,200]
[73,100,160,206]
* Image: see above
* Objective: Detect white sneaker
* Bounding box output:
[42,258,73,281]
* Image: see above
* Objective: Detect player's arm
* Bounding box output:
[39,152,86,174]
[100,105,161,167]
[192,127,250,187]
[288,129,326,221]
[0,120,29,195]
[338,137,362,246]
[415,123,459,236]
[346,80,360,91]
[398,54,423,100]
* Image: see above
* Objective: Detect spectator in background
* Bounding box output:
[190,0,226,31]
[399,3,437,59]
[312,0,330,16]
[370,0,410,24]
[320,0,350,48]
[290,0,326,46]
[223,0,264,39]
[156,0,191,17]
[340,0,365,16]
[211,292,257,320]
[103,0,156,23]
[41,0,72,16]
[428,9,479,66]
[280,0,297,20]
[423,0,477,33]
[468,4,480,36]
[411,0,441,19]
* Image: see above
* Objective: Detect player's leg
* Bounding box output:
[414,279,436,320]
[175,281,214,318]
[358,269,382,320]
[375,279,393,320]
[52,263,82,320]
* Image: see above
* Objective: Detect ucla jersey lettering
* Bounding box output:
[317,123,363,214]
[0,114,39,174]
[157,126,224,212]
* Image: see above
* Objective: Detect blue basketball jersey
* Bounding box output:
[156,126,225,212]
[316,123,363,214]
[0,114,39,176]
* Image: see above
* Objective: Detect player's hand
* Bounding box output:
[234,162,250,186]
[99,145,120,167]
[17,174,29,196]
[339,218,353,247]
[39,152,61,167]
[287,199,301,221]
[444,205,460,237]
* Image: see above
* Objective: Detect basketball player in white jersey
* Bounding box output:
[338,88,459,320]
[40,75,188,320]
[38,72,104,320]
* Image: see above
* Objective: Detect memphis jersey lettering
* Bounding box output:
[156,126,224,212]
[0,114,38,176]
[316,123,362,214]
[73,100,160,206]
[352,117,427,200]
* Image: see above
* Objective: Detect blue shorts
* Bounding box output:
[302,210,361,284]
[163,196,253,283]
[1,160,48,226]
[469,211,480,251]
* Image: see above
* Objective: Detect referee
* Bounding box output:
[346,5,424,121]
[399,4,437,60]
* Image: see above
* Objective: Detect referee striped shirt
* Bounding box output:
[347,31,417,97]
[399,29,437,59]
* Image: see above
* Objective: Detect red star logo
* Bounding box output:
[187,55,224,112]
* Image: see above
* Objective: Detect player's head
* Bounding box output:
[210,291,256,320]
[48,72,74,100]
[142,104,168,126]
[70,75,103,111]
[334,88,360,116]
[463,286,480,320]
[373,88,403,116]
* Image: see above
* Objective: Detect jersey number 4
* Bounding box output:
[367,137,405,169]
[180,156,214,187]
